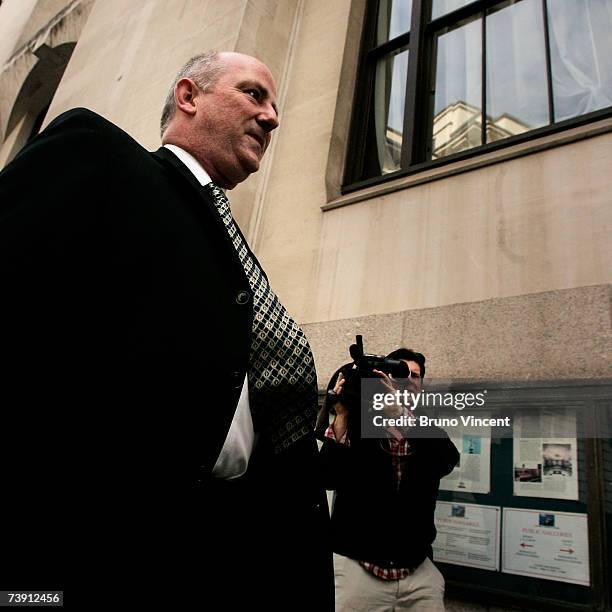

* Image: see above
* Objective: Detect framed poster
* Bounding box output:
[502,508,589,586]
[440,423,491,494]
[513,409,578,500]
[433,502,501,571]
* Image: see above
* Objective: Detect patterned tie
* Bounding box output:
[205,182,318,454]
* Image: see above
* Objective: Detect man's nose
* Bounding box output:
[258,104,279,132]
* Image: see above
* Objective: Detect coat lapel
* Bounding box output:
[151,146,222,225]
[151,146,249,269]
[151,146,268,283]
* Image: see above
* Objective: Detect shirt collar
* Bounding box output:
[163,144,212,187]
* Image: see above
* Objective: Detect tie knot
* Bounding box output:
[205,181,232,219]
[206,181,226,199]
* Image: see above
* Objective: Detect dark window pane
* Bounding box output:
[432,0,475,20]
[432,19,482,159]
[377,0,412,44]
[348,0,612,185]
[486,0,549,143]
[547,0,612,122]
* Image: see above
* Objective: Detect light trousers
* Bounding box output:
[334,553,445,611]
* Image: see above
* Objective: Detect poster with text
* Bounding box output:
[440,424,491,494]
[513,409,578,500]
[433,502,500,570]
[502,507,589,585]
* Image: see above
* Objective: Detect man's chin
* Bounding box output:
[235,157,260,181]
[241,153,261,173]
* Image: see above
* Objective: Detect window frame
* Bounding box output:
[342,0,612,194]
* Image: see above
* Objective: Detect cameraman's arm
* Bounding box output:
[331,412,349,442]
[318,431,354,490]
[317,399,355,490]
[317,371,360,489]
[319,372,350,442]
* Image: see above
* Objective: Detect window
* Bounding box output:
[344,0,612,191]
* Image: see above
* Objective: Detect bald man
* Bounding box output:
[0,51,332,609]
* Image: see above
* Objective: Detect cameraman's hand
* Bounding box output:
[372,368,396,395]
[331,372,349,441]
[373,369,404,418]
[333,373,348,416]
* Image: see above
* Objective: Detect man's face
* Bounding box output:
[192,53,279,189]
[402,360,423,392]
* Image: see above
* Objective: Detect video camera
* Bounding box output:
[326,336,409,412]
[349,335,409,378]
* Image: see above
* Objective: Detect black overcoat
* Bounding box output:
[0,108,332,609]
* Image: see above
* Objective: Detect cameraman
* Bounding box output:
[318,349,459,611]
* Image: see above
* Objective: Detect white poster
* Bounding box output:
[433,501,501,571]
[440,424,491,494]
[513,409,578,500]
[502,508,590,586]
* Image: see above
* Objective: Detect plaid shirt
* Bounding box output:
[325,424,413,580]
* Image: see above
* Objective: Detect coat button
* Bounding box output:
[235,290,250,305]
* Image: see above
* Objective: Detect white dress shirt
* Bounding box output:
[164,144,255,479]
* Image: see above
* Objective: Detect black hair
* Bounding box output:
[385,348,426,379]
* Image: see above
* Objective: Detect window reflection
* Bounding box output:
[432,0,475,20]
[374,48,409,174]
[486,0,549,143]
[432,19,481,159]
[349,0,612,184]
[548,0,612,122]
[377,0,412,44]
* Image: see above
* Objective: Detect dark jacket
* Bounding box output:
[320,424,459,569]
[0,108,332,609]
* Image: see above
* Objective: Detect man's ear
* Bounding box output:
[174,78,200,117]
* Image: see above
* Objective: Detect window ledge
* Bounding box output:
[323,117,612,211]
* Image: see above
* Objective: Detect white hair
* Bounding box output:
[160,51,224,137]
